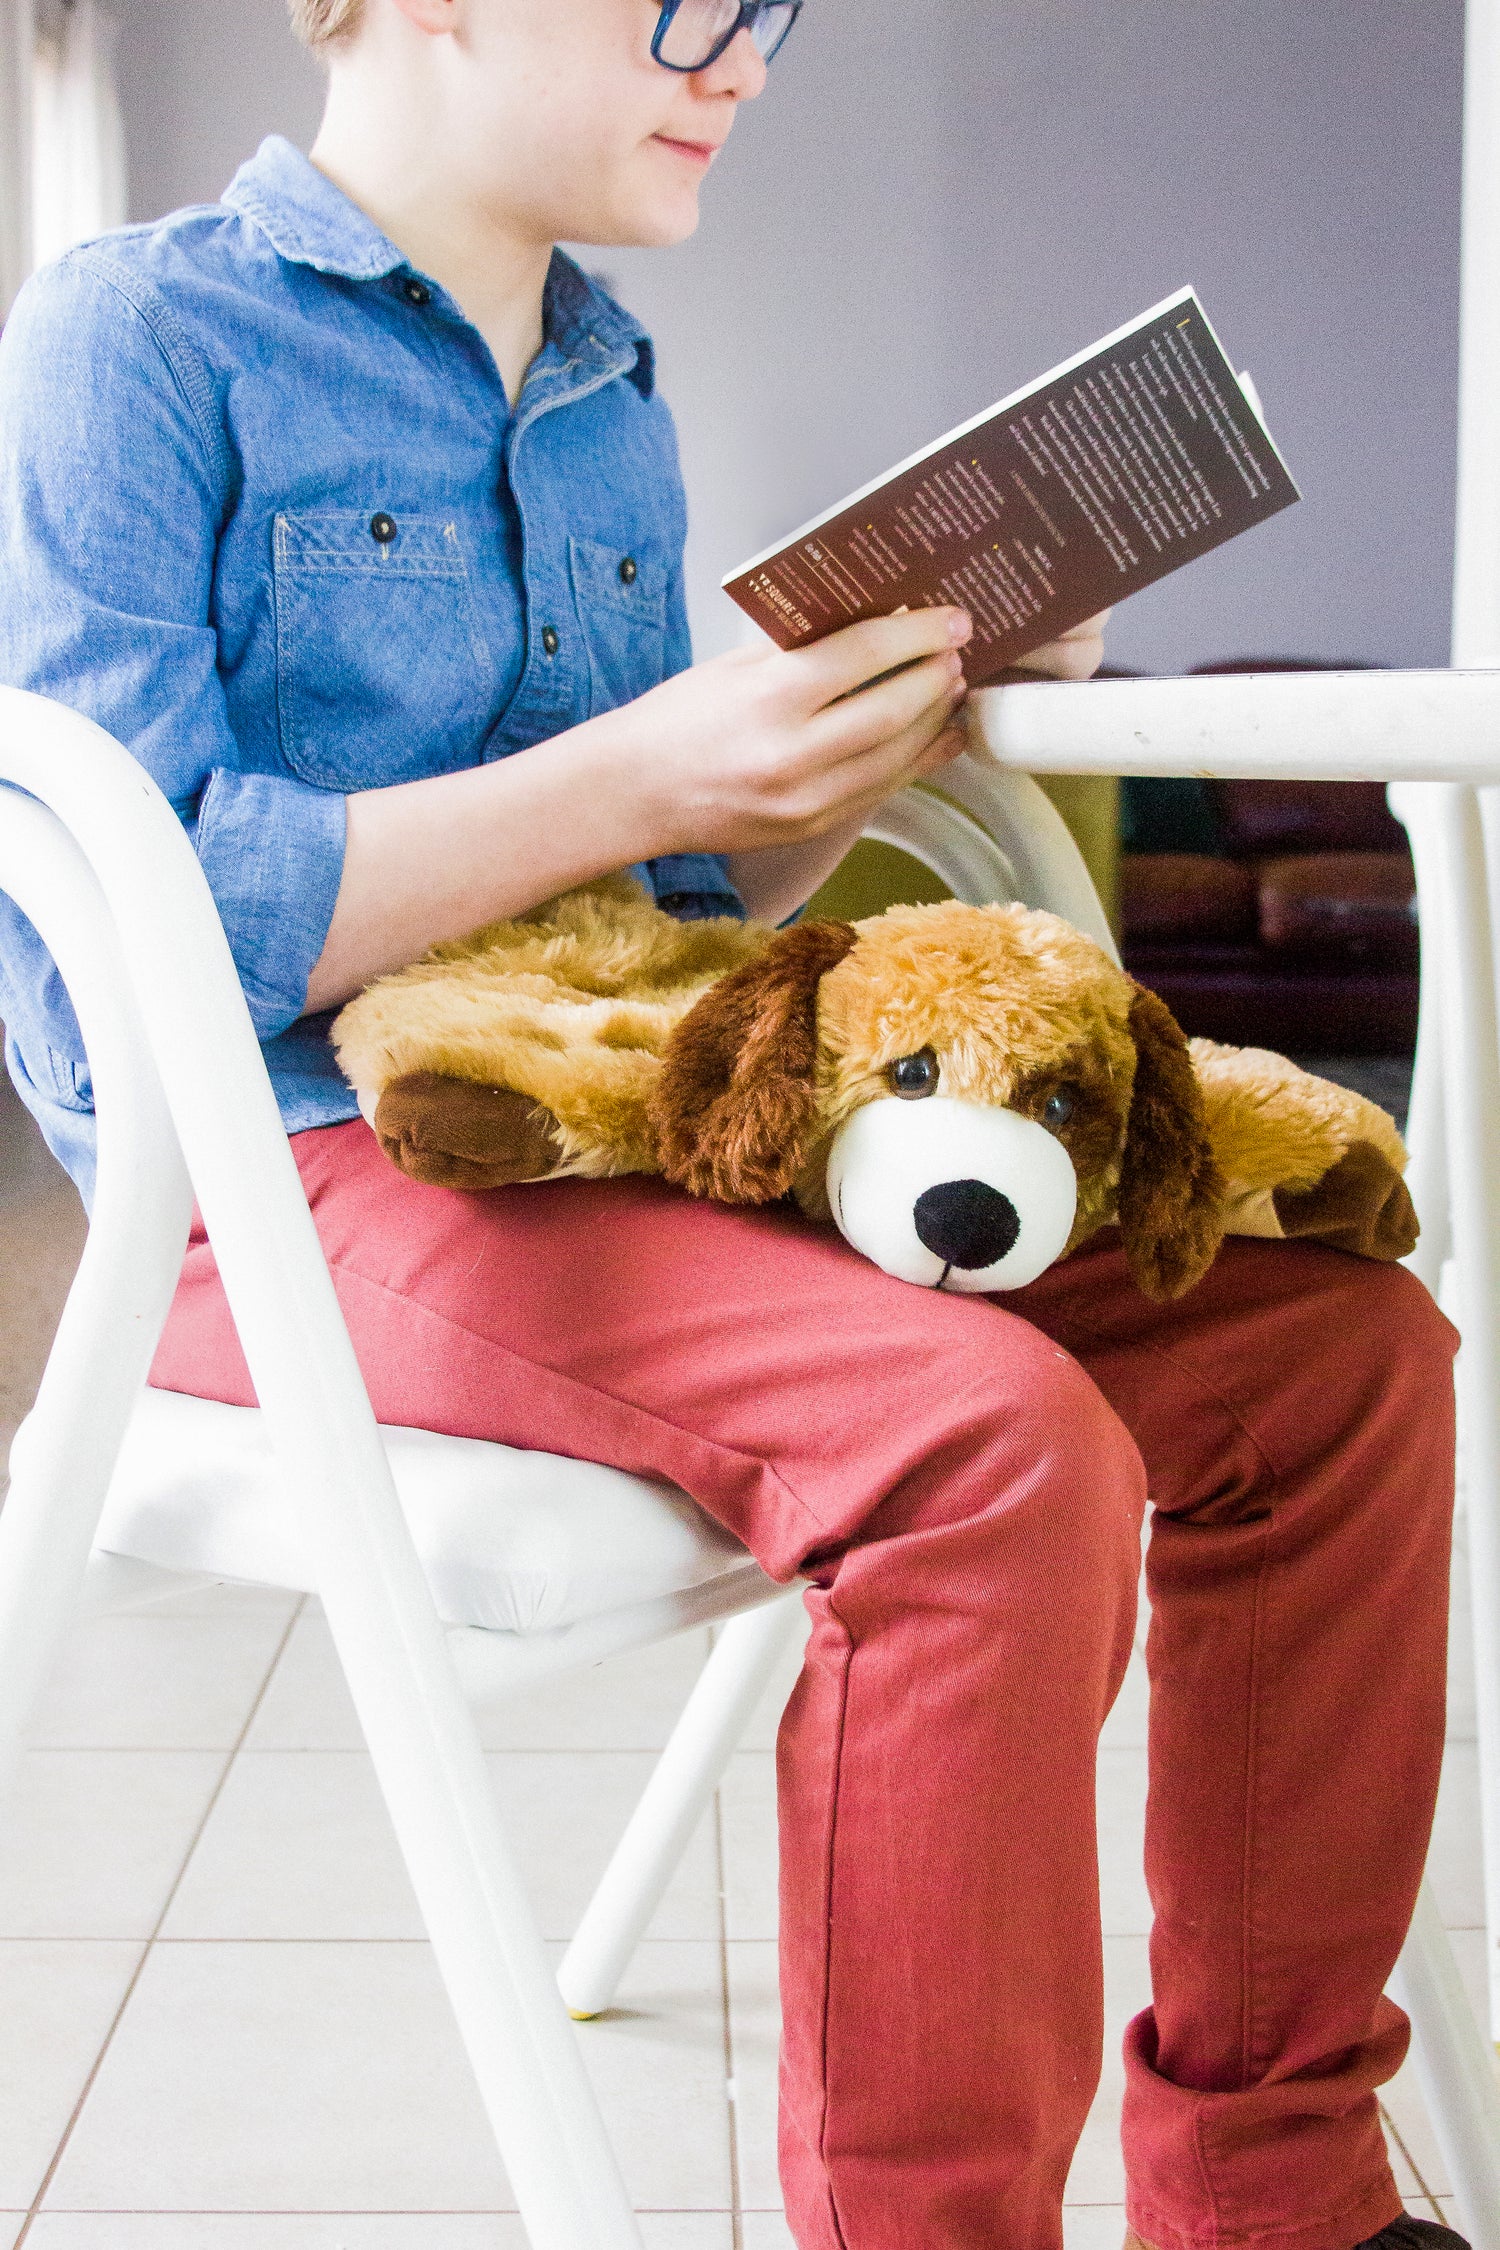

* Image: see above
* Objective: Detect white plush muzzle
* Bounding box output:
[824,1095,1079,1291]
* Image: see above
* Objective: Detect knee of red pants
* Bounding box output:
[1320,1254,1459,1392]
[854,1307,1146,1529]
[804,1322,1149,1735]
[1124,1244,1460,1538]
[1238,1251,1457,1508]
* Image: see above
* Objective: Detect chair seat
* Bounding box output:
[95,1387,756,1636]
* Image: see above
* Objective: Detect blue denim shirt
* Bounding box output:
[0,135,742,1202]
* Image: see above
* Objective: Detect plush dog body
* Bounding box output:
[333,877,765,1184]
[334,876,1416,1301]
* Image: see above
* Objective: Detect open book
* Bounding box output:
[723,288,1299,686]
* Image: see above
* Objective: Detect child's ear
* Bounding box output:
[651,920,856,1202]
[1117,985,1226,1300]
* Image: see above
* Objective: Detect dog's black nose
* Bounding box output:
[913,1178,1022,1269]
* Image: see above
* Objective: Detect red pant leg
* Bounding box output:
[151,1122,1145,2250]
[1016,1231,1458,2250]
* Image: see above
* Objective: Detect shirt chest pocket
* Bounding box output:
[272,511,496,789]
[567,535,669,719]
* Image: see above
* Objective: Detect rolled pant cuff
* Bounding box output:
[1125,2175,1404,2250]
[1123,2006,1406,2250]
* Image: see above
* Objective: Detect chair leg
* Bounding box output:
[1402,1007,1451,1296]
[1407,784,1500,2044]
[1388,783,1450,1295]
[559,1592,806,2020]
[0,1424,102,1811]
[0,1385,180,1807]
[314,1574,648,2250]
[1391,1879,1500,2250]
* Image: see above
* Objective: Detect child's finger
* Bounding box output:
[808,651,965,762]
[822,726,969,836]
[787,605,972,709]
[912,722,969,774]
[1010,607,1110,681]
[1061,607,1112,639]
[824,686,968,804]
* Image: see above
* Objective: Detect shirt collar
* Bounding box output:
[223,136,406,280]
[541,249,656,397]
[222,136,655,395]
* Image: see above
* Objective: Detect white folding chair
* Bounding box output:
[6,677,1496,2246]
[0,682,1121,2248]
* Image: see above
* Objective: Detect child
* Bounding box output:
[0,5,1462,2247]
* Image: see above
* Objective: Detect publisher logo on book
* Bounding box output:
[749,572,813,638]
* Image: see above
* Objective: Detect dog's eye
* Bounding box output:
[1042,1088,1076,1132]
[889,1047,939,1100]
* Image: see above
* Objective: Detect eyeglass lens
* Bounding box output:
[746,4,798,61]
[656,0,799,71]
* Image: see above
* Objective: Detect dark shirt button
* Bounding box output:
[541,625,561,657]
[619,555,638,585]
[370,512,397,544]
[402,278,432,307]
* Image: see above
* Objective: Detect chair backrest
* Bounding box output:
[0,687,474,1802]
[867,757,1119,962]
[0,689,407,1517]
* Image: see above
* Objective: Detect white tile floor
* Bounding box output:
[0,1076,1485,2248]
[0,1553,1483,2247]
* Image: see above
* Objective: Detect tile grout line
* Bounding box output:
[16,1591,309,2244]
[1376,2098,1445,2224]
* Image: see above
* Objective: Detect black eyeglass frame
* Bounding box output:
[650,0,802,74]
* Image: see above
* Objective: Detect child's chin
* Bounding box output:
[575,183,706,252]
[622,183,704,249]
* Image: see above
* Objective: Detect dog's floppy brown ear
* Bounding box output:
[1117,984,1226,1300]
[651,920,856,1202]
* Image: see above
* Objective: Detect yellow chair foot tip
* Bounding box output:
[569,2007,601,2021]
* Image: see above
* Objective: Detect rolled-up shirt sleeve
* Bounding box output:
[189,770,346,1031]
[0,253,346,1041]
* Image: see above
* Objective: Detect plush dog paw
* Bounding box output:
[1188,1040,1418,1263]
[372,1072,564,1190]
[1272,1137,1419,1261]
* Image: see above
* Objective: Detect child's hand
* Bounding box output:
[607,606,974,857]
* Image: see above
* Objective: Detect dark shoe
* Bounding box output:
[1356,2222,1471,2250]
[1127,2221,1471,2250]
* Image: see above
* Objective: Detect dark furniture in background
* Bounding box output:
[1116,664,1419,1055]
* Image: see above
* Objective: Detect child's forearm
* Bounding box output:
[726,815,871,926]
[303,607,973,1014]
[310,774,865,1022]
[303,723,662,1014]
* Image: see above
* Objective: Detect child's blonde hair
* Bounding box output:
[288,0,364,47]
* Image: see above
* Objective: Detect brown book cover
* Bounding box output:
[723,288,1300,686]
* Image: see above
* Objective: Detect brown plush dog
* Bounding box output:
[333,876,1416,1301]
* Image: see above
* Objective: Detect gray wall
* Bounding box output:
[113,0,1464,674]
[116,0,322,227]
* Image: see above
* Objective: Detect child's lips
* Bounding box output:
[653,134,721,167]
